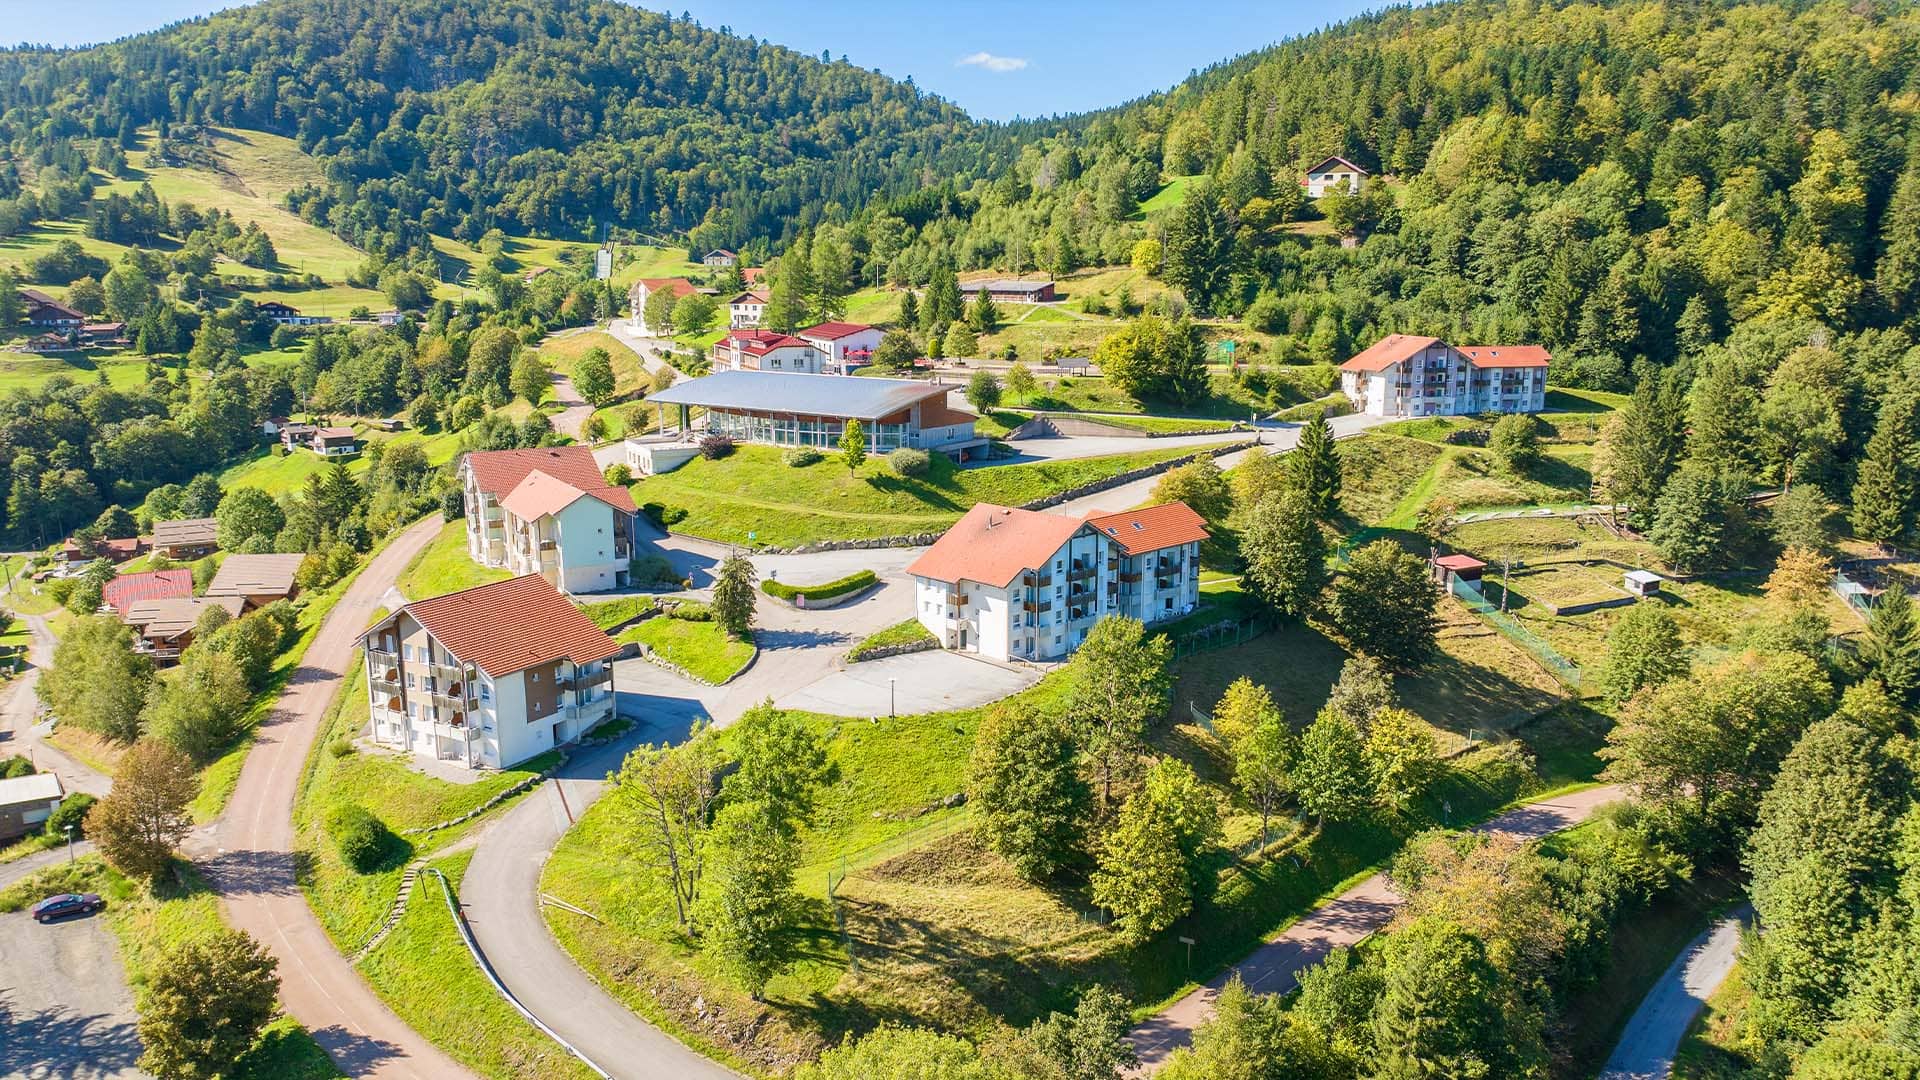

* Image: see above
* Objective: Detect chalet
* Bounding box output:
[1339,335,1549,418]
[715,329,825,374]
[727,289,770,329]
[906,502,1207,661]
[124,596,244,665]
[522,266,552,283]
[361,575,619,769]
[703,249,739,267]
[644,369,985,460]
[20,289,83,329]
[151,517,220,560]
[278,422,317,450]
[627,277,701,335]
[257,301,325,327]
[312,427,361,457]
[959,279,1056,304]
[204,553,306,609]
[101,568,194,616]
[18,334,74,354]
[58,535,146,565]
[79,322,127,346]
[798,322,884,369]
[1302,155,1369,199]
[461,445,639,593]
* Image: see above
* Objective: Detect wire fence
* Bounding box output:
[1170,614,1275,660]
[1447,577,1584,690]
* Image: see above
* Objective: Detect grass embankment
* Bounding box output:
[540,659,1604,1070]
[396,519,511,600]
[286,653,579,1079]
[846,618,937,661]
[973,409,1239,439]
[615,607,754,684]
[579,594,659,630]
[762,569,875,603]
[633,442,1209,548]
[218,426,465,498]
[0,857,341,1079]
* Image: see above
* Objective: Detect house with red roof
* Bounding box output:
[459,445,639,593]
[102,569,194,616]
[798,321,884,369]
[905,501,1208,662]
[626,277,703,335]
[1338,334,1550,419]
[361,575,619,768]
[727,288,769,329]
[714,328,824,374]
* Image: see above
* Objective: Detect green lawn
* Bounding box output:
[999,410,1238,436]
[396,519,508,600]
[219,425,465,497]
[633,442,1211,548]
[616,615,754,684]
[0,350,155,392]
[1138,174,1204,216]
[846,618,936,661]
[578,594,659,631]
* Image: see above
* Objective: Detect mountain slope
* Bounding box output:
[0,0,1009,253]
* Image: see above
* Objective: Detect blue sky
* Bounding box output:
[11,0,1400,121]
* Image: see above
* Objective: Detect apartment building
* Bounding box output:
[905,501,1207,662]
[361,575,619,769]
[1339,334,1550,418]
[461,445,638,593]
[714,329,825,373]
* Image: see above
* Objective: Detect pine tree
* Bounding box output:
[1161,177,1235,314]
[1862,586,1920,706]
[896,288,918,329]
[1284,411,1342,520]
[967,290,999,333]
[711,552,758,640]
[1648,465,1727,574]
[1598,367,1685,525]
[1851,396,1918,546]
[1877,153,1920,322]
[765,235,813,333]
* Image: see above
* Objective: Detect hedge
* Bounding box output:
[326,802,394,874]
[762,569,877,603]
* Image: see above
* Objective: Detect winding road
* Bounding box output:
[194,516,471,1079]
[1126,784,1628,1073]
[1598,906,1752,1080]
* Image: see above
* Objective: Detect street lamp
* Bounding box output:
[888,677,896,718]
[64,824,75,863]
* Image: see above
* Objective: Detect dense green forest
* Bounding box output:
[0,0,1013,257]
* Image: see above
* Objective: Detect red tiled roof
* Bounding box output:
[728,290,769,305]
[742,267,765,282]
[1433,554,1487,571]
[62,536,146,561]
[464,446,637,514]
[636,277,699,299]
[395,574,620,678]
[905,504,1085,589]
[1457,345,1552,369]
[500,469,632,521]
[1340,334,1441,373]
[725,329,813,356]
[799,322,876,341]
[102,569,193,615]
[1084,502,1210,556]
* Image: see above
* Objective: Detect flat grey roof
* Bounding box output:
[646,370,949,420]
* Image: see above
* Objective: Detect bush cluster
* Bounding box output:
[887,447,930,477]
[325,802,393,873]
[762,569,877,602]
[783,446,823,467]
[697,433,734,459]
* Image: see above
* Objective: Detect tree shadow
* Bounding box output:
[0,993,144,1079]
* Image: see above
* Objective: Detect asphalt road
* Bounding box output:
[195,516,473,1080]
[1598,906,1753,1080]
[0,905,145,1080]
[0,612,112,799]
[1127,784,1628,1073]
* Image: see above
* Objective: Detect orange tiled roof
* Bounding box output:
[905,504,1085,588]
[1084,502,1210,556]
[102,569,193,615]
[799,322,876,341]
[1457,345,1552,369]
[396,574,620,678]
[1339,334,1441,373]
[464,446,636,514]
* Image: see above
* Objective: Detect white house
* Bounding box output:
[714,329,825,374]
[1302,155,1369,198]
[461,445,639,593]
[703,249,738,268]
[362,575,619,769]
[727,289,769,328]
[798,321,884,369]
[1339,335,1550,418]
[628,277,700,335]
[905,501,1207,662]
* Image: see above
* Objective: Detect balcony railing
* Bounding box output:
[1119,571,1143,584]
[1067,565,1095,581]
[1023,600,1052,614]
[945,591,968,606]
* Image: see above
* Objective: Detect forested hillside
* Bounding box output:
[0,0,1007,257]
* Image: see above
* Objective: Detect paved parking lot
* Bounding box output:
[775,650,1038,717]
[0,908,146,1079]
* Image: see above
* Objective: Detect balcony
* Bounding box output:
[1067,564,1095,582]
[1023,600,1052,614]
[944,591,969,606]
[1119,571,1143,584]
[1156,576,1178,590]
[1021,573,1052,588]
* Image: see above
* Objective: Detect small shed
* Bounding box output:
[1055,356,1093,374]
[0,772,64,842]
[1432,553,1487,588]
[1624,569,1664,598]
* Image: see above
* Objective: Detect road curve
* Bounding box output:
[0,611,113,799]
[1598,906,1752,1080]
[461,735,739,1080]
[197,516,472,1079]
[1127,784,1627,1072]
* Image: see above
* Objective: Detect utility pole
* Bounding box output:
[1501,550,1512,613]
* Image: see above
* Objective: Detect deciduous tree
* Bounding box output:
[89,740,196,878]
[966,369,1002,413]
[1330,540,1439,670]
[572,347,616,407]
[839,418,867,473]
[1365,707,1441,812]
[1292,708,1373,825]
[39,616,153,743]
[969,705,1090,881]
[1597,603,1689,705]
[138,930,280,1080]
[1151,459,1231,528]
[611,726,723,928]
[1066,617,1171,814]
[1240,489,1327,620]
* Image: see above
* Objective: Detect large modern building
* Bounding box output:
[1339,334,1550,418]
[460,445,639,593]
[361,575,619,769]
[643,369,985,459]
[905,501,1208,662]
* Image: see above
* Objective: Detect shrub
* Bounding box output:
[0,754,33,779]
[641,502,688,527]
[698,433,735,459]
[888,447,931,477]
[328,738,355,758]
[784,446,823,467]
[44,792,96,839]
[604,463,634,486]
[325,802,392,873]
[665,600,713,622]
[1444,427,1490,447]
[762,569,877,602]
[630,554,679,587]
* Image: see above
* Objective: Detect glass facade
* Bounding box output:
[703,408,912,451]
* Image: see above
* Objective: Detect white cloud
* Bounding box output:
[956,51,1029,73]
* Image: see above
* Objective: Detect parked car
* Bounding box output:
[30,892,103,923]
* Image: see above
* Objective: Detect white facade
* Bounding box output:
[719,339,824,374]
[911,531,1202,663]
[1303,157,1368,199]
[463,471,634,593]
[364,613,615,770]
[728,295,766,328]
[800,327,884,366]
[1341,341,1549,419]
